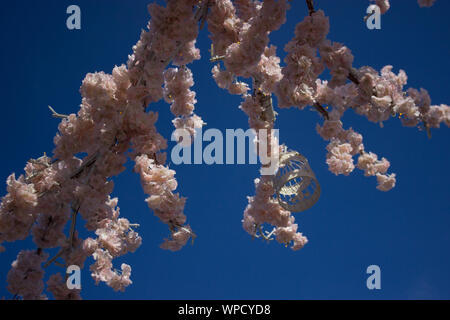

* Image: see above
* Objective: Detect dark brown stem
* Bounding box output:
[314,102,329,120]
[69,201,81,248]
[348,68,360,85]
[43,248,64,268]
[306,0,315,15]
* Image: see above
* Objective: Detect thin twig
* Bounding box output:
[198,0,211,29]
[258,225,275,241]
[48,106,69,119]
[306,0,315,15]
[210,55,225,62]
[70,151,99,179]
[69,201,81,249]
[43,201,80,268]
[43,248,64,268]
[313,102,329,120]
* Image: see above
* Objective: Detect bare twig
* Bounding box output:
[70,151,100,179]
[210,55,225,62]
[69,201,81,249]
[43,248,64,268]
[258,225,276,241]
[43,201,80,268]
[198,0,211,29]
[306,0,315,15]
[48,105,69,119]
[313,102,330,120]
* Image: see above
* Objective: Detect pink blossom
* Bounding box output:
[254,46,283,93]
[207,0,241,56]
[134,154,193,250]
[163,67,196,117]
[229,81,250,95]
[0,174,39,246]
[242,176,307,250]
[326,140,355,176]
[172,114,205,145]
[212,64,233,89]
[32,209,69,249]
[376,173,396,191]
[107,264,133,292]
[47,273,81,300]
[424,104,450,128]
[375,0,390,14]
[418,0,436,7]
[319,41,354,87]
[7,250,48,300]
[234,0,259,22]
[160,225,194,252]
[340,129,364,156]
[293,10,329,48]
[357,152,391,177]
[223,0,288,76]
[90,249,132,291]
[90,248,114,285]
[316,120,343,140]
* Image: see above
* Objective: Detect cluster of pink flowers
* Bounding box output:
[1,0,206,299]
[208,0,307,248]
[46,273,81,300]
[163,66,205,143]
[207,0,448,250]
[0,0,448,299]
[6,250,48,300]
[209,0,285,95]
[128,0,201,105]
[134,154,194,251]
[374,0,390,14]
[315,110,395,191]
[242,176,308,251]
[222,0,287,76]
[373,0,436,13]
[89,249,132,292]
[276,10,329,108]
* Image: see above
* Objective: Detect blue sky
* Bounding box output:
[0,0,449,300]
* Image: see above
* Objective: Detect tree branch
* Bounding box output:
[48,106,69,119]
[306,0,315,15]
[313,102,329,120]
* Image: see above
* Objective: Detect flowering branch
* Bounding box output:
[0,0,447,300]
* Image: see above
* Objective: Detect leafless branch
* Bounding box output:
[313,102,330,120]
[306,0,315,15]
[48,105,69,119]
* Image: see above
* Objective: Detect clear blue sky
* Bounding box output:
[0,1,449,300]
